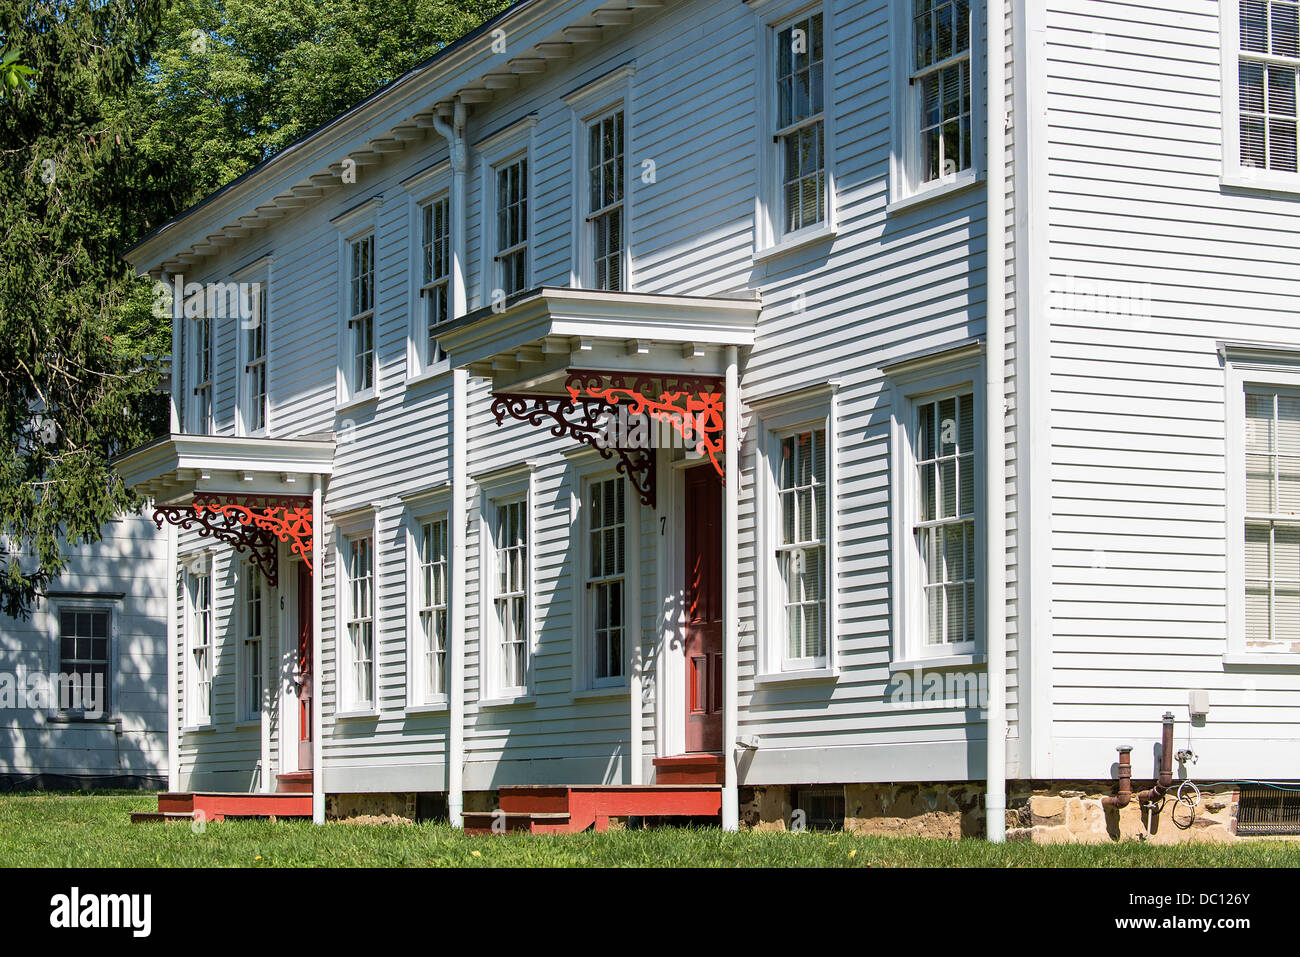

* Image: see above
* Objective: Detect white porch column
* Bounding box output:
[165,519,179,792]
[311,474,325,824]
[449,367,468,827]
[627,486,643,786]
[722,346,740,831]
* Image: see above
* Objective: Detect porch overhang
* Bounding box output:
[114,433,335,504]
[440,288,758,508]
[437,286,760,393]
[113,434,335,586]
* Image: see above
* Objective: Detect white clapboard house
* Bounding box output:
[0,514,169,790]
[116,0,1300,839]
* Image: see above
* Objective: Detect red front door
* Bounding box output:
[297,561,313,771]
[684,465,723,753]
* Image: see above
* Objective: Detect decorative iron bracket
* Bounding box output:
[490,370,726,510]
[153,495,313,587]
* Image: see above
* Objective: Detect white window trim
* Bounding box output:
[888,0,985,209]
[182,550,215,730]
[402,161,455,384]
[47,598,119,721]
[752,0,838,256]
[887,347,986,666]
[752,382,840,680]
[477,464,537,704]
[237,560,267,725]
[403,486,451,709]
[476,116,538,310]
[333,198,383,409]
[233,256,273,437]
[565,64,636,291]
[568,455,637,692]
[333,509,380,715]
[1221,0,1300,193]
[185,308,214,435]
[1223,342,1300,665]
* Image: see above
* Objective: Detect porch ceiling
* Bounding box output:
[113,433,335,504]
[438,286,760,393]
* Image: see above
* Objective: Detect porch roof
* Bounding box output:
[438,286,760,392]
[113,433,335,504]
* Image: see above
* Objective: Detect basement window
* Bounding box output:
[793,787,844,831]
[1235,784,1300,836]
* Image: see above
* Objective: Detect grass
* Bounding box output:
[2,791,1299,867]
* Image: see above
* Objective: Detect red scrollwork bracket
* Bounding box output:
[152,495,313,587]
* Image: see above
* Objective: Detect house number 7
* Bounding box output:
[660,516,667,535]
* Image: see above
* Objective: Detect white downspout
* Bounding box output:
[311,474,324,824]
[722,346,740,831]
[984,0,1008,843]
[627,493,642,786]
[433,99,469,828]
[165,519,179,792]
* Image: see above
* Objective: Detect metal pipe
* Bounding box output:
[1102,746,1133,809]
[984,0,1009,843]
[449,368,467,828]
[721,345,739,831]
[1137,712,1176,806]
[311,473,324,824]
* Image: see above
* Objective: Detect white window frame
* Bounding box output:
[476,116,537,309]
[238,560,266,724]
[233,256,272,437]
[478,466,535,703]
[403,486,451,709]
[1222,0,1300,192]
[565,64,636,291]
[402,161,455,382]
[1224,343,1300,666]
[49,599,117,720]
[753,0,837,256]
[753,383,839,680]
[569,457,637,692]
[888,0,984,208]
[333,510,380,714]
[887,348,986,667]
[333,199,382,408]
[183,551,215,729]
[186,310,214,435]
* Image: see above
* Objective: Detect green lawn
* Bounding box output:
[2,791,1298,867]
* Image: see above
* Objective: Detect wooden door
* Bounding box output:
[684,465,723,753]
[297,561,313,771]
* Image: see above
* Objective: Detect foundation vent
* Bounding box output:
[793,787,844,831]
[1235,785,1300,836]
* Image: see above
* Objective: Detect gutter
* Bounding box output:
[984,0,1009,843]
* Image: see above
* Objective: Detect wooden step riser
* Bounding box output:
[654,769,725,785]
[157,793,312,818]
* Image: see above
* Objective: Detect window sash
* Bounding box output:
[586,478,626,682]
[244,567,263,719]
[347,536,374,706]
[909,0,973,184]
[57,610,109,711]
[191,573,212,723]
[912,391,977,649]
[494,500,528,690]
[420,196,452,365]
[419,519,449,698]
[775,13,826,234]
[587,110,625,291]
[776,429,828,663]
[495,158,529,296]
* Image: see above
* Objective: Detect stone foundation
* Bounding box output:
[740,780,1245,843]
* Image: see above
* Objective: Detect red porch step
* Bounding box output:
[466,784,721,835]
[653,753,724,785]
[131,790,313,822]
[276,771,313,794]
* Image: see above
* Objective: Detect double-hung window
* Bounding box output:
[495,157,529,297]
[418,517,449,699]
[191,313,213,434]
[420,195,452,365]
[243,282,268,434]
[1227,1,1300,187]
[345,533,375,709]
[912,0,973,184]
[586,476,626,685]
[241,564,264,722]
[754,386,838,677]
[186,560,213,726]
[777,429,828,663]
[775,12,826,234]
[57,607,110,717]
[495,499,529,691]
[587,110,625,291]
[888,350,983,664]
[1225,348,1300,661]
[348,233,376,394]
